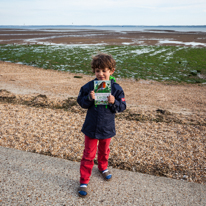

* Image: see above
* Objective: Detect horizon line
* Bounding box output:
[0,24,206,27]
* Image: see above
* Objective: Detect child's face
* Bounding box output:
[95,68,114,81]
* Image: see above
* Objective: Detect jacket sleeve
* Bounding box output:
[109,88,126,113]
[77,86,94,109]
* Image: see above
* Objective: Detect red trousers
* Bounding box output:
[80,135,111,184]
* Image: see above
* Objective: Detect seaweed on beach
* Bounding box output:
[0,90,205,126]
[0,45,206,83]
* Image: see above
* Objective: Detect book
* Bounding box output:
[94,80,111,105]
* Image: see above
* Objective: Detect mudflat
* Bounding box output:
[0,28,206,46]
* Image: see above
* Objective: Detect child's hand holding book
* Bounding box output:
[108,94,115,104]
[90,90,95,100]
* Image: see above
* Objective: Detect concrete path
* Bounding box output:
[0,146,205,206]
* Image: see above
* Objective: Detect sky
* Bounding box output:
[0,0,206,26]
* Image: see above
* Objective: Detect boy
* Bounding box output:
[77,53,126,197]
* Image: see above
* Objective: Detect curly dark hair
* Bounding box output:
[91,53,116,73]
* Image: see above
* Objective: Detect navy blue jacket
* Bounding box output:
[77,79,126,139]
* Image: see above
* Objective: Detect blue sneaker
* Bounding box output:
[99,169,112,181]
[78,184,88,197]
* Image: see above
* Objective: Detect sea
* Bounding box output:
[0,25,206,33]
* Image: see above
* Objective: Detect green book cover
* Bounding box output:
[94,80,111,105]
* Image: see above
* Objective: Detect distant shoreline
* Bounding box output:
[1,25,206,33]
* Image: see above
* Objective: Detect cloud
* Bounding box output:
[3,0,206,10]
[1,0,206,25]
